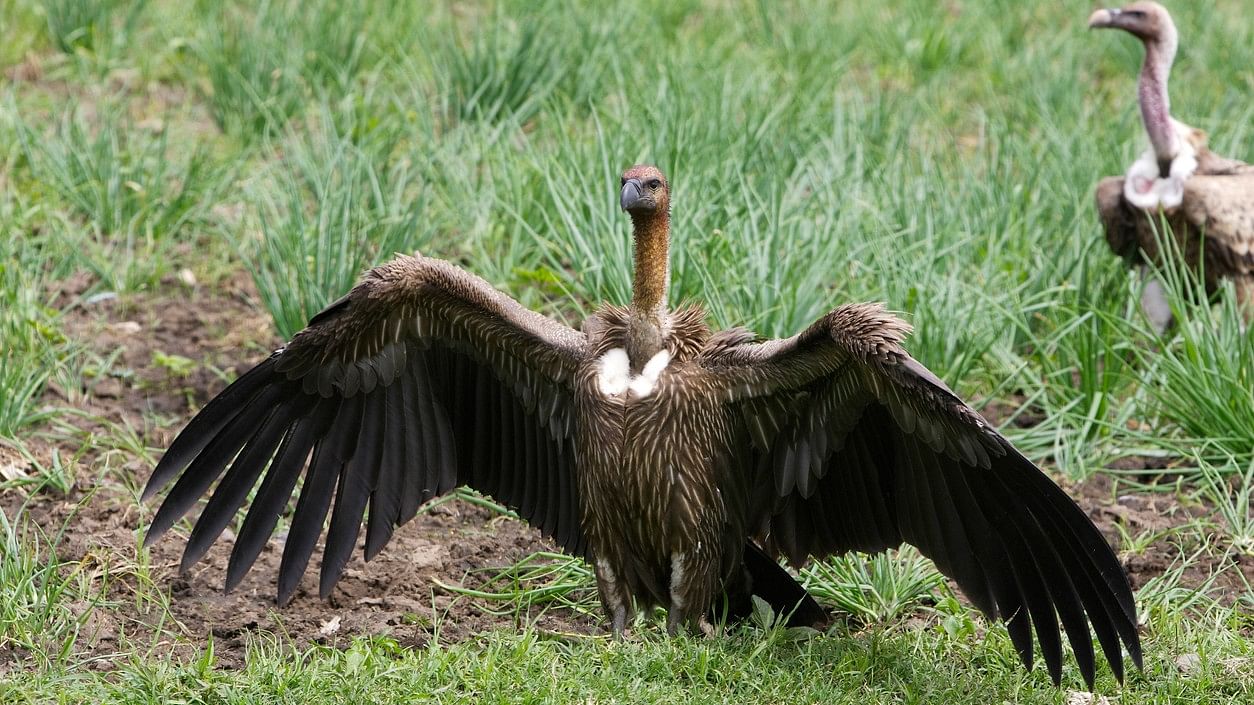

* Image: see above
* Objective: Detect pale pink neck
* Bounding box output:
[1138,38,1178,167]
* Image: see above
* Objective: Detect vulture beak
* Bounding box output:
[620,178,647,211]
[1088,8,1118,28]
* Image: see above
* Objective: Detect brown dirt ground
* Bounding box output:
[2,280,1251,671]
[1071,473,1254,608]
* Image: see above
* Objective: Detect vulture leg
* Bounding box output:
[665,550,719,637]
[594,559,632,638]
[1235,278,1254,331]
[1139,265,1174,333]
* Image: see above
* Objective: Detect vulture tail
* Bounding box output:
[715,542,827,629]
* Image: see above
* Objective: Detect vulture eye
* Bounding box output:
[1126,10,1145,17]
[647,179,662,189]
[620,177,628,186]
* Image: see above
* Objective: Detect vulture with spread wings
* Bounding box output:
[145,164,1140,687]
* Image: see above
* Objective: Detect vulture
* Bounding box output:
[1090,1,1254,331]
[144,164,1142,687]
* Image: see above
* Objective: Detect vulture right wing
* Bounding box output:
[701,303,1141,688]
[142,255,589,605]
[1184,170,1254,281]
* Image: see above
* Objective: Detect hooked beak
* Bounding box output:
[1088,8,1118,28]
[620,178,646,211]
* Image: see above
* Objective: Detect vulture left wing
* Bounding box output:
[700,303,1140,687]
[142,255,588,605]
[1095,175,1142,261]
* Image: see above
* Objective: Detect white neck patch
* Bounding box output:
[1124,120,1198,210]
[596,348,670,398]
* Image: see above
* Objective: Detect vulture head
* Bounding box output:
[1090,1,1194,210]
[620,165,670,216]
[1088,1,1177,51]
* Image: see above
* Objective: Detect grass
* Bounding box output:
[0,161,83,437]
[40,0,148,60]
[436,550,600,620]
[1141,281,1254,468]
[1,0,1252,701]
[244,103,429,337]
[0,258,66,437]
[194,0,402,138]
[0,500,87,670]
[801,548,944,625]
[12,102,230,292]
[1196,454,1254,556]
[2,604,1253,703]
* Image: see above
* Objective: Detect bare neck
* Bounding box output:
[1138,36,1178,172]
[627,210,670,364]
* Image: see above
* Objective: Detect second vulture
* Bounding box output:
[144,164,1141,687]
[1091,1,1254,331]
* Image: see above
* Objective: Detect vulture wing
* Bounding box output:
[1184,170,1254,282]
[143,254,588,605]
[1095,175,1141,262]
[700,303,1141,687]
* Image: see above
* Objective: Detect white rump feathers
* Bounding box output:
[596,348,671,398]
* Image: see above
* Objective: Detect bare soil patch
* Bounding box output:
[1067,473,1254,607]
[18,482,596,670]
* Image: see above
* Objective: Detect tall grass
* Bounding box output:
[14,105,228,292]
[0,504,87,669]
[196,0,381,137]
[244,106,431,338]
[802,548,944,624]
[0,247,68,438]
[1196,453,1254,556]
[40,0,147,56]
[429,2,624,127]
[0,2,43,67]
[1141,277,1254,469]
[0,166,82,438]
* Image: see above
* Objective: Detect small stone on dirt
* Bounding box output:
[93,378,125,399]
[318,616,341,636]
[84,292,118,306]
[111,321,142,335]
[1175,652,1202,676]
[0,461,29,482]
[1065,692,1112,705]
[410,543,446,569]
